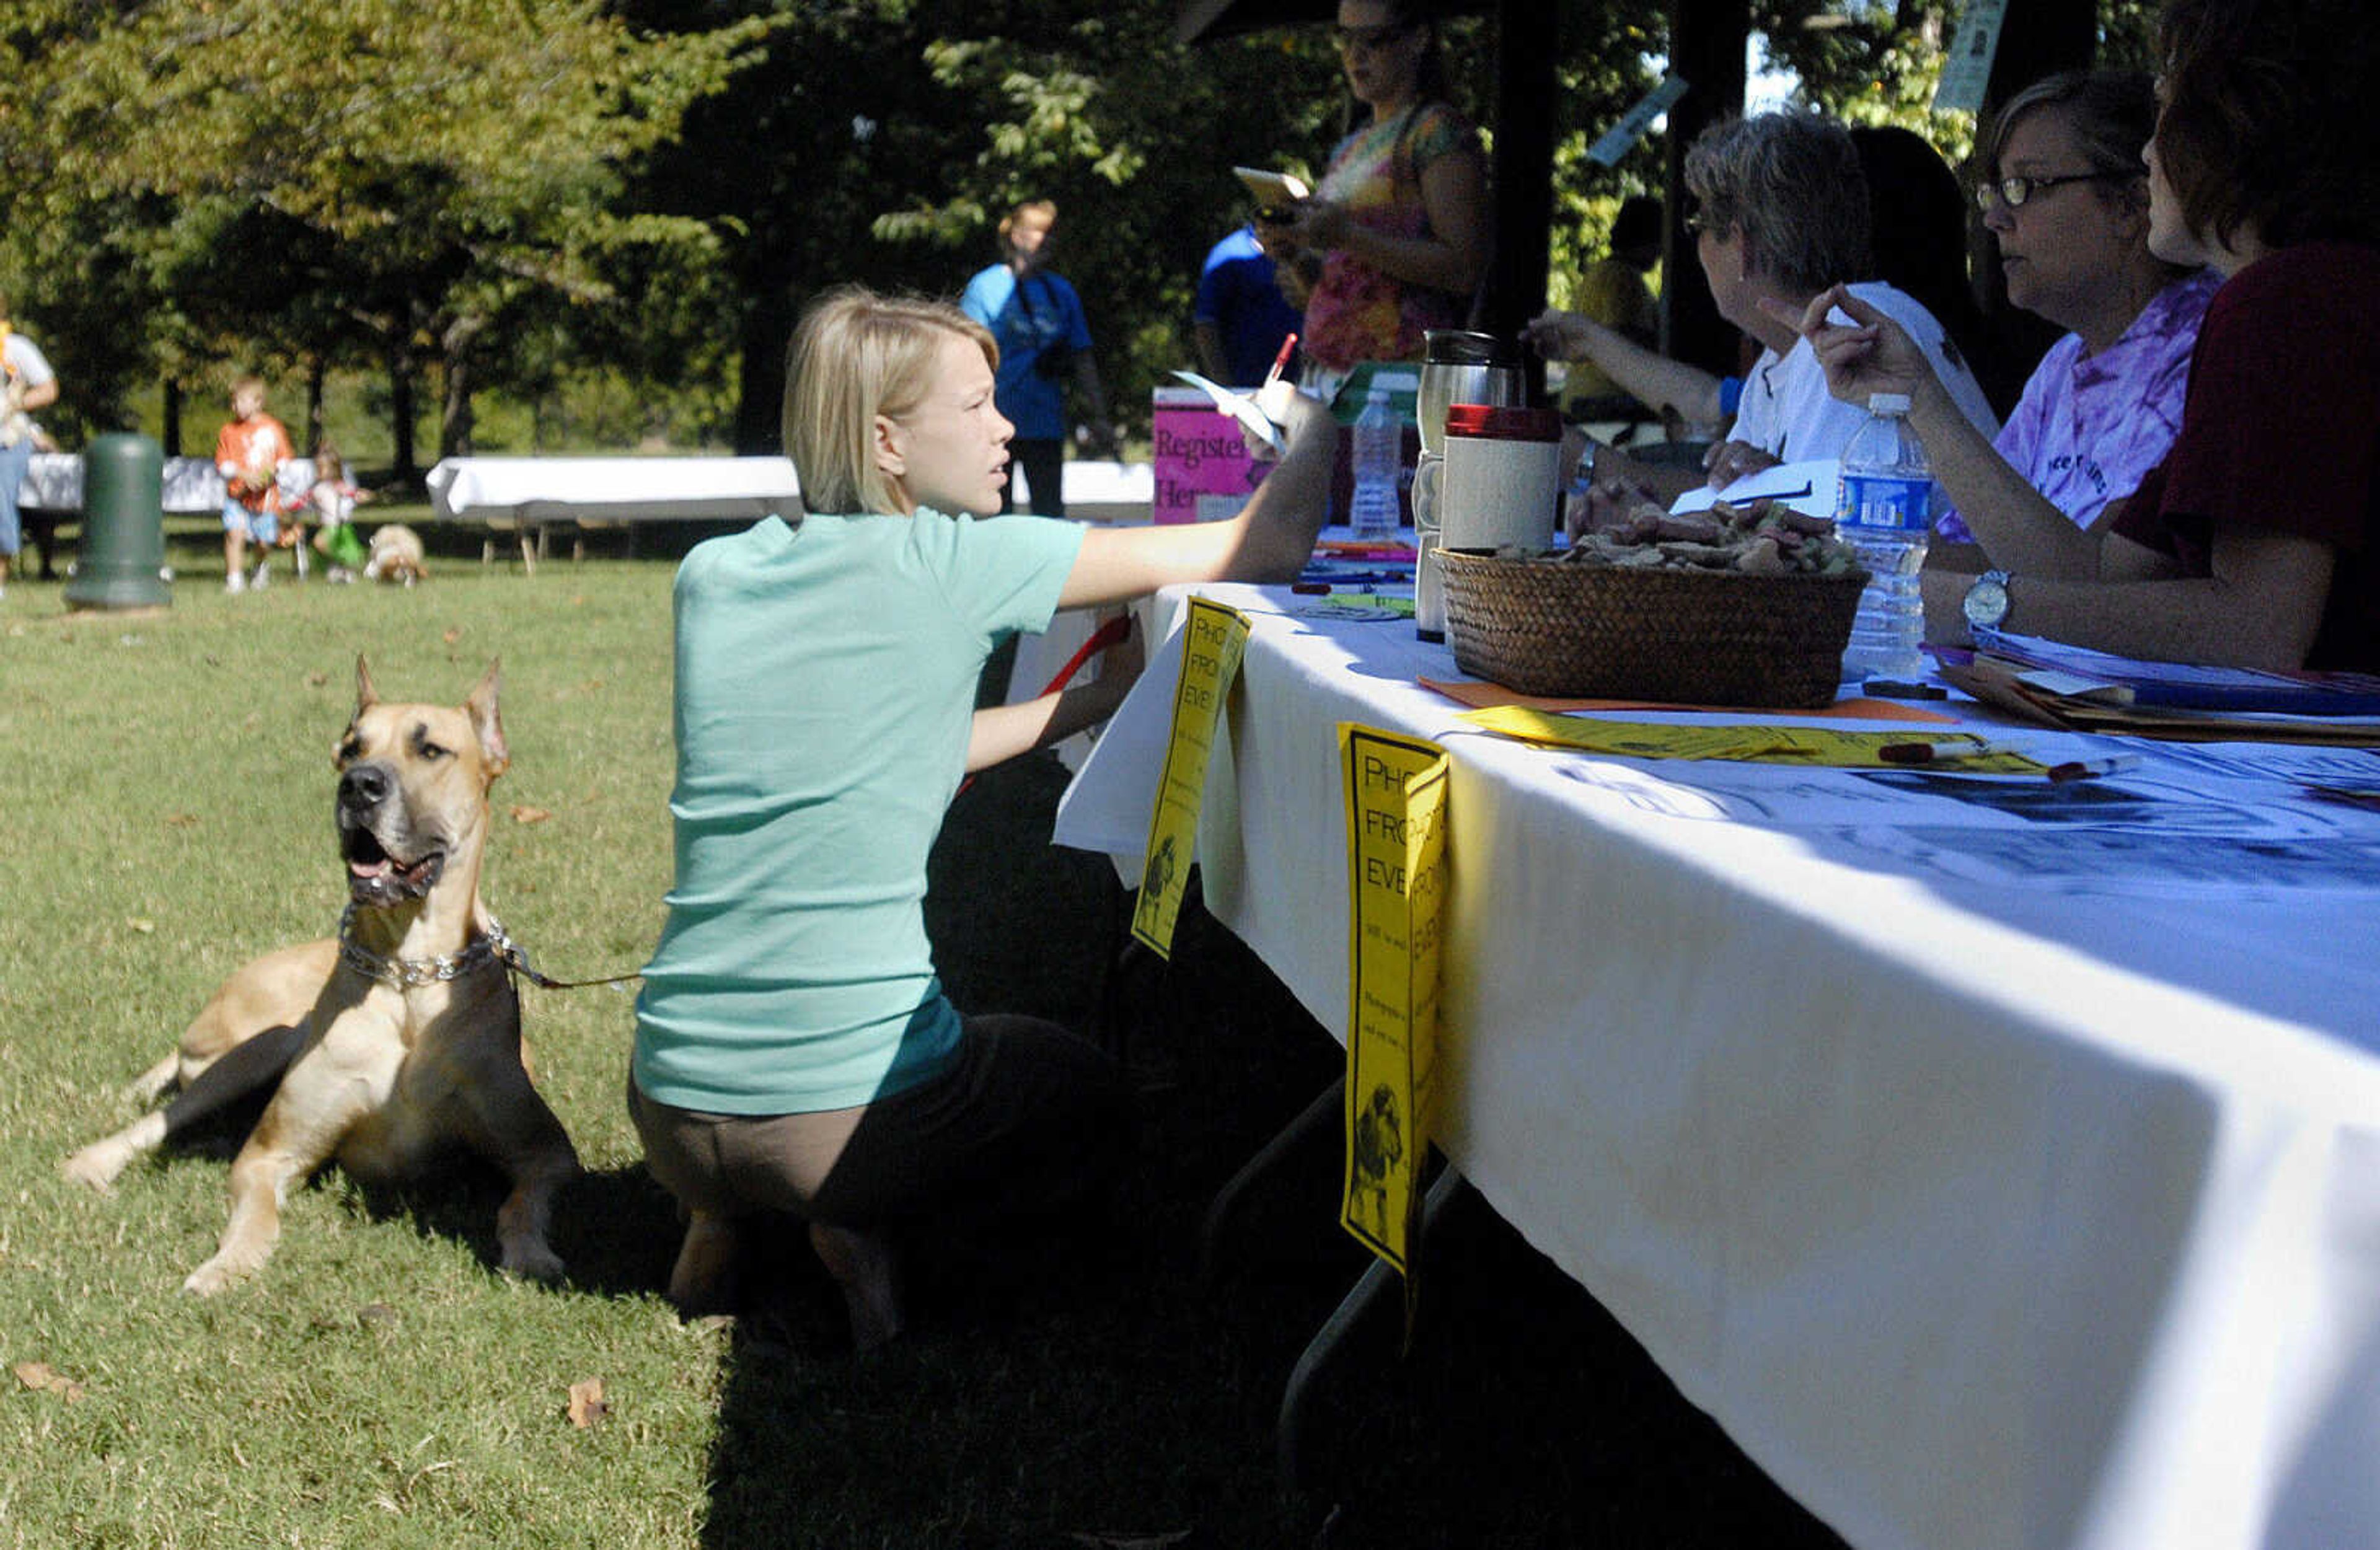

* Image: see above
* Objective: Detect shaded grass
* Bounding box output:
[0,548,1844,1548]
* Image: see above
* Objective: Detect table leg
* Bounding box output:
[1197,1075,1344,1292]
[519,524,537,578]
[1276,1163,1466,1497]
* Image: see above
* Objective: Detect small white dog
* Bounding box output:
[363,524,428,587]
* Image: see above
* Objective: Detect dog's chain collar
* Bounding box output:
[337,902,509,989]
[337,904,638,992]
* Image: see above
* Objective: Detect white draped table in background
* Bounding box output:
[426,455,803,573]
[425,456,1153,575]
[1054,582,2380,1550]
[13,452,317,576]
[17,451,315,515]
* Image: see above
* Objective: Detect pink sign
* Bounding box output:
[1151,387,1268,525]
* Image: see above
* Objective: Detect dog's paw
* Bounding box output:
[60,1143,126,1194]
[500,1240,566,1283]
[182,1254,252,1297]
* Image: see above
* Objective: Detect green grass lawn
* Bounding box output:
[0,533,1845,1549]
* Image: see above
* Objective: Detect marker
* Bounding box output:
[2047,754,2143,784]
[1262,332,1298,393]
[1877,738,2024,765]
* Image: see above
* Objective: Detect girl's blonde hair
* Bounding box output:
[782,286,998,515]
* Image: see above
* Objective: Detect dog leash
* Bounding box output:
[485,919,643,992]
[343,620,1137,994]
[337,905,641,992]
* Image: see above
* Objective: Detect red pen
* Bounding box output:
[1263,332,1298,392]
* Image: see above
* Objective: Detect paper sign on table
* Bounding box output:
[1130,596,1253,958]
[1457,708,2044,772]
[1338,724,1449,1316]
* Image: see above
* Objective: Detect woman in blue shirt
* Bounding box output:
[960,200,1116,518]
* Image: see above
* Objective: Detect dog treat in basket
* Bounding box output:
[1515,498,1862,578]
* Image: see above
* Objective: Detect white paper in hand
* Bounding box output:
[1170,369,1285,455]
[1670,458,1838,519]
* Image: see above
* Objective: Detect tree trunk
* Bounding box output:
[162,380,183,458]
[304,357,328,453]
[389,341,420,493]
[734,278,794,455]
[439,315,485,460]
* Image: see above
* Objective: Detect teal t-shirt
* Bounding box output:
[632,509,1086,1114]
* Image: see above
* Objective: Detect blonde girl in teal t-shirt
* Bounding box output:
[630,286,1338,1349]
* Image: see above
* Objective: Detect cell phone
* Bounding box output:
[1233,166,1311,211]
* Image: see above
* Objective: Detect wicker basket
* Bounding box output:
[1438,548,1870,708]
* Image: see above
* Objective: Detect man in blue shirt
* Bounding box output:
[1193,223,1303,387]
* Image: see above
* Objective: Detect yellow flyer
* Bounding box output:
[1337,724,1449,1286]
[1130,596,1252,958]
[1455,707,2043,772]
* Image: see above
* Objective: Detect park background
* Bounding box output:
[2,0,2164,490]
[4,4,2175,1546]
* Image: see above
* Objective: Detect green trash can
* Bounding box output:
[64,433,172,610]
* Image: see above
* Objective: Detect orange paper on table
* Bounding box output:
[1419,676,1958,723]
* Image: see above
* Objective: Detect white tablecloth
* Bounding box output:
[19,452,314,514]
[1054,583,2380,1550]
[426,455,801,527]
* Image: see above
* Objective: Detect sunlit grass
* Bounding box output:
[0,541,1846,1549]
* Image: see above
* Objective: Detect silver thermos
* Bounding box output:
[1414,329,1523,641]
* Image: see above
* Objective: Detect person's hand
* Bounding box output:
[1702,439,1782,490]
[1522,308,1603,363]
[1760,285,1931,410]
[1276,386,1334,446]
[1276,197,1350,252]
[1566,474,1665,541]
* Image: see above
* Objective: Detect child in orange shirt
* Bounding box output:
[215,376,296,592]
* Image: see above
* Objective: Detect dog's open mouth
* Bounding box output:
[343,827,446,905]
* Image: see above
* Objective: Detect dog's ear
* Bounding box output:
[355,654,379,711]
[465,659,509,778]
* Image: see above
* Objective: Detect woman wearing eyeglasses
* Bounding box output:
[1795,0,2378,672]
[1256,0,1488,395]
[1781,74,2215,571]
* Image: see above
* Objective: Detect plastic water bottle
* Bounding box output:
[1834,392,1932,683]
[1349,386,1403,539]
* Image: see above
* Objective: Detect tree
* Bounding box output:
[0,0,769,480]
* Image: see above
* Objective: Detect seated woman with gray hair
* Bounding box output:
[1526,109,1998,502]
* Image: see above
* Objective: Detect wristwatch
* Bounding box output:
[1962,568,2012,633]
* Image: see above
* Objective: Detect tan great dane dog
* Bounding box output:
[62,658,581,1295]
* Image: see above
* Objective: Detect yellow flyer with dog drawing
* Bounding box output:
[1130,596,1253,958]
[1338,724,1448,1288]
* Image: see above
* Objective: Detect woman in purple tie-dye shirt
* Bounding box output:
[1930,71,2216,551]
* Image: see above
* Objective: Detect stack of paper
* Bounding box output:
[1942,630,2380,744]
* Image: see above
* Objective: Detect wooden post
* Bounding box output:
[1481,0,1559,399]
[1970,0,2100,405]
[1662,0,1750,381]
